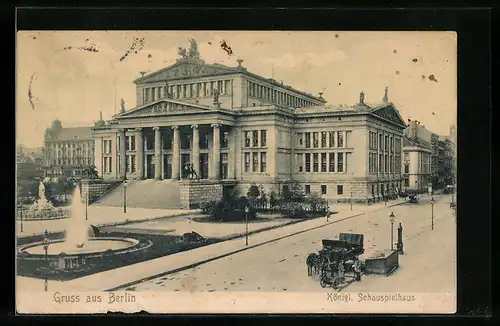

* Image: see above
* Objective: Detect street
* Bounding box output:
[128,194,456,293]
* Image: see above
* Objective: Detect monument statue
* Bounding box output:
[178,47,188,59]
[359,91,365,104]
[39,181,46,200]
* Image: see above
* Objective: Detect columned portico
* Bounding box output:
[172,126,180,180]
[210,123,221,180]
[154,127,162,180]
[191,124,200,177]
[118,129,126,180]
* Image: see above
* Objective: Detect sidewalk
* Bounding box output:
[16,206,197,238]
[16,198,405,293]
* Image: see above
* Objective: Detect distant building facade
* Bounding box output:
[402,120,432,193]
[42,120,95,179]
[93,44,407,204]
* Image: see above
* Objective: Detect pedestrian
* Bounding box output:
[337,261,345,284]
[353,259,362,281]
[325,206,331,222]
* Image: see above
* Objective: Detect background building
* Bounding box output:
[42,120,95,179]
[402,120,432,193]
[92,43,406,208]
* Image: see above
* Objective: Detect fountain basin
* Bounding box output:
[18,237,140,256]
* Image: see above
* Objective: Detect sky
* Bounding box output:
[16,31,457,148]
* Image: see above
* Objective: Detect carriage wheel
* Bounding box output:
[333,277,342,289]
[320,275,329,288]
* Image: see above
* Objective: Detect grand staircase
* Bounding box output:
[92,179,182,209]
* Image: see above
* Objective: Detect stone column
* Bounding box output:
[135,128,144,180]
[118,129,126,180]
[210,123,221,180]
[191,124,200,177]
[172,126,180,180]
[153,127,162,180]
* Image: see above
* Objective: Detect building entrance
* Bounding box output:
[164,154,172,179]
[200,153,209,179]
[146,155,154,179]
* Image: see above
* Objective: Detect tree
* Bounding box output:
[247,183,260,200]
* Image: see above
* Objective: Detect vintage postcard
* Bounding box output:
[16,30,457,314]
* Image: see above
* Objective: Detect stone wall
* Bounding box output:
[179,180,223,209]
[81,179,119,204]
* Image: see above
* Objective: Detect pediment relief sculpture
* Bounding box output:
[123,101,206,117]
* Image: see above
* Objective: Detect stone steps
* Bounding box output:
[93,180,182,209]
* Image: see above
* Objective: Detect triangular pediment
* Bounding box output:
[134,59,238,84]
[370,104,407,128]
[116,99,211,119]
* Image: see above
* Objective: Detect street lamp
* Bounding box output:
[42,229,50,291]
[389,212,395,251]
[123,179,127,214]
[19,207,23,233]
[85,189,88,220]
[430,197,435,230]
[350,191,353,210]
[244,205,249,246]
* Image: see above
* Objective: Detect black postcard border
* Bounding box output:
[5,6,492,324]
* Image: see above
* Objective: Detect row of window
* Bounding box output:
[296,152,344,173]
[244,130,267,148]
[54,158,94,166]
[297,131,345,149]
[368,131,401,152]
[368,153,401,174]
[304,184,344,196]
[247,81,318,108]
[142,80,232,103]
[244,152,267,173]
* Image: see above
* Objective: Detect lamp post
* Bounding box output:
[123,179,127,214]
[19,207,23,233]
[389,212,395,251]
[42,229,50,291]
[85,190,88,220]
[244,205,249,246]
[430,197,435,230]
[350,191,353,210]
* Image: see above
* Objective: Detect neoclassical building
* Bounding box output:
[93,45,406,206]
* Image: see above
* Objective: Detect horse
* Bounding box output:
[306,253,321,276]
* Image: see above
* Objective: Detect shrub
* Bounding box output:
[200,201,216,214]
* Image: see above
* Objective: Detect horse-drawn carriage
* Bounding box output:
[307,233,364,289]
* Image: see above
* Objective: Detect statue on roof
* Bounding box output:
[178,39,200,59]
[359,91,365,105]
[213,89,220,103]
[188,39,200,58]
[383,86,389,102]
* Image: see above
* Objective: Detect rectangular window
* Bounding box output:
[385,154,388,172]
[321,153,327,172]
[385,136,389,151]
[305,185,311,195]
[404,178,410,187]
[321,185,327,195]
[329,132,335,148]
[225,80,231,95]
[337,153,344,172]
[252,152,259,172]
[222,131,229,148]
[379,134,383,150]
[337,185,344,195]
[337,132,344,147]
[217,80,223,93]
[297,153,303,172]
[125,155,130,173]
[131,154,136,173]
[108,157,112,173]
[244,152,250,172]
[244,131,251,147]
[404,164,409,174]
[297,133,303,146]
[260,130,267,147]
[305,153,311,172]
[252,131,259,147]
[379,154,383,172]
[404,152,409,161]
[221,153,229,179]
[313,153,319,172]
[305,133,311,148]
[329,153,335,172]
[260,152,267,172]
[313,132,319,148]
[321,132,327,147]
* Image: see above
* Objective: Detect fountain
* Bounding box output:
[27,181,55,217]
[17,185,153,273]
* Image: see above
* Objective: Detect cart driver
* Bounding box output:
[353,259,362,281]
[337,261,345,284]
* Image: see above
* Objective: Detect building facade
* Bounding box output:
[42,120,95,179]
[93,48,406,204]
